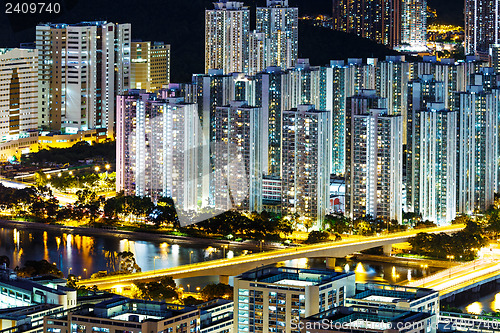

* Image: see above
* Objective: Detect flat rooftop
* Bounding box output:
[305,306,431,327]
[238,267,354,287]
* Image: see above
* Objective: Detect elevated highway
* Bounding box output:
[76,224,464,290]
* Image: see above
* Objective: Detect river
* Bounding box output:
[0,226,444,291]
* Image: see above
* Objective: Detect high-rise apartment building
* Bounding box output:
[406,75,446,213]
[116,92,202,213]
[193,70,233,206]
[332,0,401,48]
[326,58,377,175]
[455,85,500,214]
[415,103,457,225]
[491,45,500,72]
[36,21,131,134]
[465,0,499,55]
[248,31,266,76]
[256,0,299,70]
[400,0,427,51]
[256,67,290,176]
[234,267,355,333]
[377,56,410,141]
[281,105,330,227]
[345,90,403,224]
[205,1,250,74]
[131,41,171,92]
[213,101,263,212]
[0,49,38,144]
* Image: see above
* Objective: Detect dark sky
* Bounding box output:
[0,0,463,80]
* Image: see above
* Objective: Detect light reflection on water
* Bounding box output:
[461,291,500,315]
[0,227,439,289]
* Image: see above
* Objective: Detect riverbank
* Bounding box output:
[0,219,285,251]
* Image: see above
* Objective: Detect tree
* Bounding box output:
[134,277,178,301]
[324,215,351,234]
[200,283,233,301]
[305,231,330,244]
[15,260,63,278]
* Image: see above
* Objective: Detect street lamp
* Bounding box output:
[187,284,190,292]
[196,287,200,292]
[69,171,73,176]
[94,166,100,172]
[57,172,62,178]
[420,264,428,287]
[153,256,160,273]
[260,240,264,252]
[446,255,454,278]
[222,245,228,259]
[68,267,72,277]
[83,268,87,279]
[189,251,194,265]
[105,164,110,171]
[46,174,51,180]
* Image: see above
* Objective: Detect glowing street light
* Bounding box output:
[68,267,72,277]
[189,251,194,265]
[105,164,110,170]
[83,268,87,279]
[69,171,73,176]
[446,255,454,278]
[57,172,62,178]
[46,174,51,179]
[153,256,160,273]
[222,245,228,259]
[94,166,100,172]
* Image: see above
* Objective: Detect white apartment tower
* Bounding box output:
[205,1,250,74]
[0,49,38,144]
[36,21,131,135]
[256,0,299,70]
[465,0,499,55]
[116,93,202,213]
[213,101,263,212]
[345,90,403,224]
[400,0,428,52]
[417,103,457,225]
[281,105,330,227]
[455,85,500,214]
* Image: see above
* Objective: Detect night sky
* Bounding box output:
[0,0,463,81]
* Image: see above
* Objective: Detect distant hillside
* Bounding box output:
[298,22,401,67]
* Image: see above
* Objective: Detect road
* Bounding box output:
[76,224,465,290]
[0,176,116,204]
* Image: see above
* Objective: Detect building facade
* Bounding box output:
[465,0,499,55]
[213,101,263,212]
[400,0,427,52]
[116,92,203,213]
[345,90,403,224]
[281,105,330,227]
[417,104,457,225]
[332,0,401,48]
[131,41,171,92]
[0,48,38,145]
[455,85,499,214]
[205,1,250,74]
[36,21,131,134]
[234,267,355,333]
[256,0,299,70]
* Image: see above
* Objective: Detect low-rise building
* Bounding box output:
[345,283,439,315]
[301,306,435,333]
[234,267,355,333]
[44,297,200,333]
